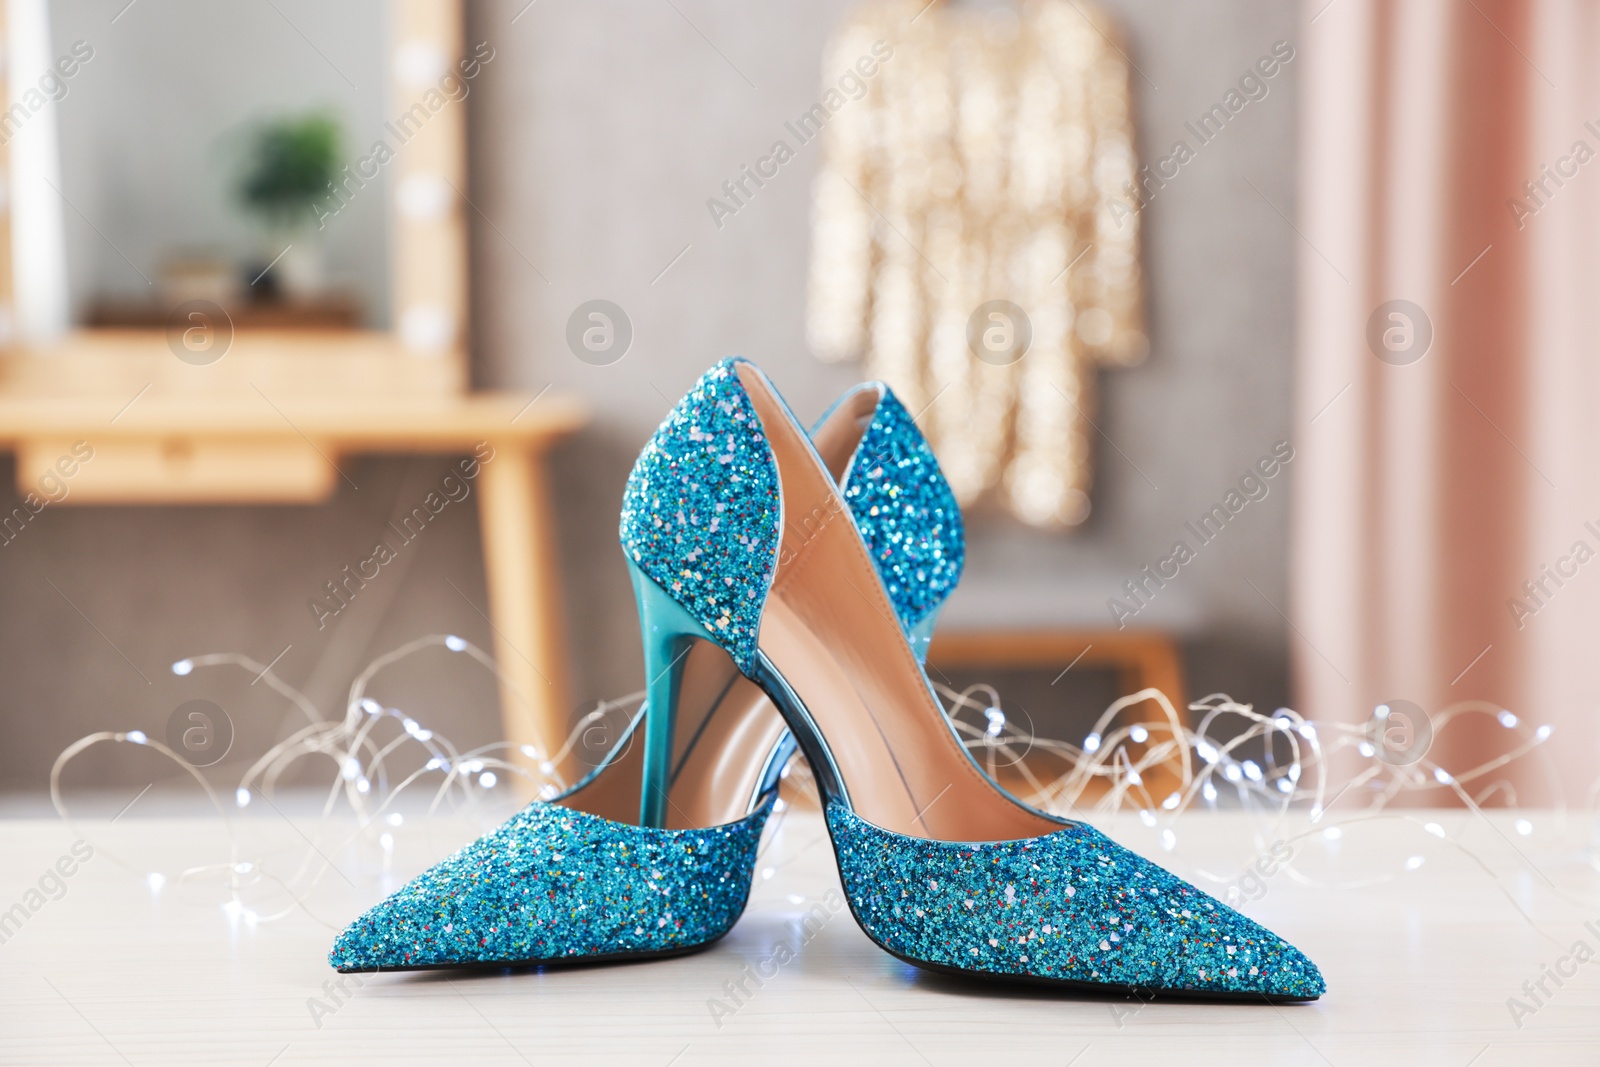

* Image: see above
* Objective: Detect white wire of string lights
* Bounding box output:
[51,636,1588,933]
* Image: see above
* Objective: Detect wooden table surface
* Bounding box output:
[1,802,1597,1066]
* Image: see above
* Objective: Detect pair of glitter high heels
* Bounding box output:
[331,358,1324,1001]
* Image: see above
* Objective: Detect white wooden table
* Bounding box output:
[2,801,1597,1065]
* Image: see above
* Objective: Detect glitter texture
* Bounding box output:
[829,386,964,633]
[620,358,779,672]
[332,366,972,974]
[330,796,773,972]
[828,804,1325,998]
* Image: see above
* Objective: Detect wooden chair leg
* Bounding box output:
[926,629,1188,807]
[476,444,572,784]
[1138,638,1186,717]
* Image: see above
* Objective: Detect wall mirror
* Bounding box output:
[0,0,469,398]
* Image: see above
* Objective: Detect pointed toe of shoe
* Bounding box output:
[1177,887,1325,1000]
[329,865,480,972]
[1253,938,1326,1000]
[1176,906,1326,1000]
[327,800,772,972]
[828,805,1325,999]
[329,897,410,972]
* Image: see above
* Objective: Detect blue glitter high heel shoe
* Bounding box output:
[634,378,963,827]
[328,377,964,972]
[621,358,1325,1001]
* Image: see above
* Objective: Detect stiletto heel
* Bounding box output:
[629,558,711,829]
[621,358,1325,1001]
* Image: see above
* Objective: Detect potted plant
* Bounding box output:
[236,112,342,299]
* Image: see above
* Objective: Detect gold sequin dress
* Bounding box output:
[807,0,1146,528]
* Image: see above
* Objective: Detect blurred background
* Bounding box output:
[0,0,1585,807]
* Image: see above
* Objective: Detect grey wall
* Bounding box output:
[468,0,1304,722]
[0,0,1301,794]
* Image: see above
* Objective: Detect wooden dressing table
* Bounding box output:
[0,1,585,766]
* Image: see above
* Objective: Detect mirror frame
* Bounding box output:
[0,0,469,400]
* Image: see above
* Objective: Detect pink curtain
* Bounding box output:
[1294,0,1598,804]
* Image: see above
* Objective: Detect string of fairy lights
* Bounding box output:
[49,634,1589,932]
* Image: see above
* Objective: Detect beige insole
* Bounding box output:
[660,643,789,829]
[738,362,1059,843]
[561,643,786,829]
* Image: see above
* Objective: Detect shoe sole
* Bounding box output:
[879,942,1322,1003]
[332,931,728,975]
